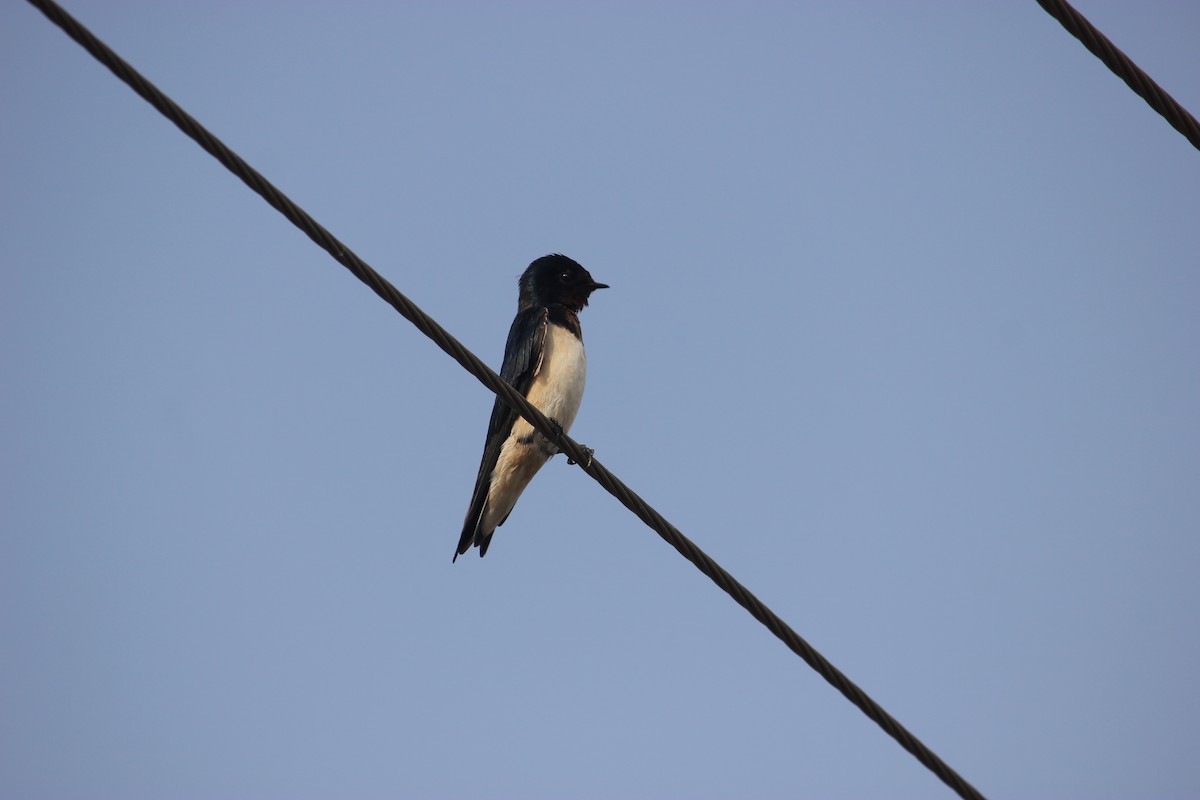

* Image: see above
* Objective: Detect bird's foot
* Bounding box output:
[545,419,593,466]
[567,445,595,468]
[544,419,566,454]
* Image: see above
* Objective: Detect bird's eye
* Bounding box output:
[559,271,571,283]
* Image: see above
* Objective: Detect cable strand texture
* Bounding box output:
[26,1,987,798]
[1036,0,1200,151]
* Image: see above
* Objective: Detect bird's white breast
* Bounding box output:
[518,323,587,438]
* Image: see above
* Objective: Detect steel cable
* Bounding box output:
[26,1,988,797]
[1036,0,1200,151]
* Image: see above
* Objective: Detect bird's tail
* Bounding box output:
[454,499,490,562]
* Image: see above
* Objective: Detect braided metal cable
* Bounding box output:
[1036,0,1200,151]
[26,1,987,798]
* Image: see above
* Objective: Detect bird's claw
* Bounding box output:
[545,419,592,467]
[567,446,595,468]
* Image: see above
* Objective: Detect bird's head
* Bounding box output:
[519,254,608,312]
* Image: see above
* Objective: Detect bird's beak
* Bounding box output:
[591,282,610,290]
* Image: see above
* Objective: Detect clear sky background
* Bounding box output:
[3,2,1198,798]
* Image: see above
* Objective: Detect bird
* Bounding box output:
[454,254,608,561]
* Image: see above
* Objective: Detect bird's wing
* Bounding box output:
[455,307,548,558]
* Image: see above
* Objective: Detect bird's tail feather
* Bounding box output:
[454,497,489,561]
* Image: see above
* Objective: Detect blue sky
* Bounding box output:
[3,2,1198,798]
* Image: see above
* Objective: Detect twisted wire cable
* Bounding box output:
[25,1,987,797]
[1036,0,1200,151]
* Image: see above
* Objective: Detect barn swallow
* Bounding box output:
[454,254,608,561]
